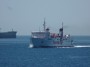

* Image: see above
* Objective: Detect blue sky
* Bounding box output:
[0,0,90,35]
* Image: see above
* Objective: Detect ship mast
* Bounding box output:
[62,22,63,36]
[43,18,46,31]
[62,22,63,29]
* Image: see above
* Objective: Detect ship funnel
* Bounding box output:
[59,28,63,37]
[59,22,63,44]
[59,22,63,37]
[46,28,49,32]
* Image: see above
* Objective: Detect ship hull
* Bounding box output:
[0,31,17,38]
[31,37,74,48]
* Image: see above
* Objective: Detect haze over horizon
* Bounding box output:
[0,0,90,35]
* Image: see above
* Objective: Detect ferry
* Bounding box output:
[30,20,73,48]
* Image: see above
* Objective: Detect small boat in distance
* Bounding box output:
[0,29,17,38]
[30,20,73,48]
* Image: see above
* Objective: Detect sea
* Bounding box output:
[0,36,90,67]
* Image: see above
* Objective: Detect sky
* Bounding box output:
[0,0,90,35]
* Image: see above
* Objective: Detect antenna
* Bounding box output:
[43,18,46,31]
[62,22,63,28]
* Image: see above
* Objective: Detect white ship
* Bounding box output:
[30,20,73,48]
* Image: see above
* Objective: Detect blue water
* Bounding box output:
[0,36,90,67]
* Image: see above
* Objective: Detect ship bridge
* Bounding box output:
[31,31,50,38]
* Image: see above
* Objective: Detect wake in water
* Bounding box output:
[57,45,90,48]
[29,44,90,48]
[74,45,90,48]
[29,44,34,48]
